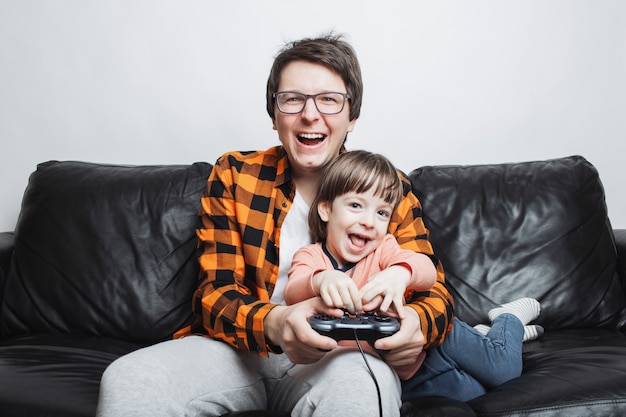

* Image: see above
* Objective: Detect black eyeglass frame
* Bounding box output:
[272,91,351,115]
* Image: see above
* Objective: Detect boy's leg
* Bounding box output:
[96,336,276,417]
[441,316,524,388]
[401,344,487,402]
[403,299,541,401]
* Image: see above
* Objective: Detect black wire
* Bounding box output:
[354,329,383,417]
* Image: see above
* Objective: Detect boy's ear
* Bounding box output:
[317,201,330,222]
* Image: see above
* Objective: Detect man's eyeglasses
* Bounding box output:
[273,92,350,115]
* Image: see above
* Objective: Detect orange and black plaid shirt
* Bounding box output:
[175,146,454,355]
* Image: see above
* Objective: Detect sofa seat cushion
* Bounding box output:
[401,397,477,417]
[0,333,141,417]
[402,329,626,417]
[467,329,626,417]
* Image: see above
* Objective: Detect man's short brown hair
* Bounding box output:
[266,33,363,122]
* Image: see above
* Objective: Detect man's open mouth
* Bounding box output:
[298,133,326,145]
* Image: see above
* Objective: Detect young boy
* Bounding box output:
[284,150,543,402]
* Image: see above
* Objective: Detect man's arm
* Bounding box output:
[389,175,454,349]
[193,153,278,355]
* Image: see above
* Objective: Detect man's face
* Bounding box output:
[272,61,357,178]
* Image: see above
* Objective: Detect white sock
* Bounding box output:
[472,324,544,341]
[473,324,490,336]
[523,325,544,342]
[488,297,541,325]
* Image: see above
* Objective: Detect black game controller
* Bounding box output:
[309,312,400,349]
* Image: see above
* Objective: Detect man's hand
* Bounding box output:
[373,306,425,367]
[264,297,343,364]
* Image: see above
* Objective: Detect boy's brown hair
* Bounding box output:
[309,150,403,243]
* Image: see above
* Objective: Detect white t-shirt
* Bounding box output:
[270,191,312,305]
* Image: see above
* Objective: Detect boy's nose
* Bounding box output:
[360,211,375,227]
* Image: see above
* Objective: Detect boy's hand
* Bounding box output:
[360,265,411,319]
[313,270,363,314]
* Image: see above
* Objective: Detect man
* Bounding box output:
[96,33,453,417]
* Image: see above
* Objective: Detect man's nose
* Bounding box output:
[301,97,321,120]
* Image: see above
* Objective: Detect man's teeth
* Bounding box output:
[299,133,325,140]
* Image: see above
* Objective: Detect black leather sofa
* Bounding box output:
[1,155,625,417]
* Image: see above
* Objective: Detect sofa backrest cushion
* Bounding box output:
[1,161,212,344]
[410,155,626,331]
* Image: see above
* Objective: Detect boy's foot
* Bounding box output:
[488,297,541,325]
[523,324,544,342]
[472,324,545,341]
[473,324,490,336]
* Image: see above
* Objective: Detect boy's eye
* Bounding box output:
[378,210,391,218]
[350,202,361,209]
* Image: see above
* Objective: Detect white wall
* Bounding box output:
[1,0,625,232]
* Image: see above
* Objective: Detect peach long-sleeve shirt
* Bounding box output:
[285,233,436,379]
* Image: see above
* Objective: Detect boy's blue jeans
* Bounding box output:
[402,314,524,402]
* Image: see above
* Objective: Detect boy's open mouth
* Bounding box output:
[349,233,370,249]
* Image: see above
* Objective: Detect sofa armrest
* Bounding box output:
[0,232,14,330]
[0,232,14,275]
[615,229,626,295]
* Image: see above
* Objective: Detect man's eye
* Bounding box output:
[319,95,339,103]
[285,96,304,103]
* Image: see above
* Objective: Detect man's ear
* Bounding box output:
[347,117,357,133]
[271,118,277,130]
[318,201,330,222]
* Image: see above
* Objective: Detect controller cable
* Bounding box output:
[354,329,383,417]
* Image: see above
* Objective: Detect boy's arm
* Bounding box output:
[284,245,325,305]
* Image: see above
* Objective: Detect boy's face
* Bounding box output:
[272,61,357,179]
[317,188,394,267]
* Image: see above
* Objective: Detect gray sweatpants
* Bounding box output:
[96,336,401,417]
